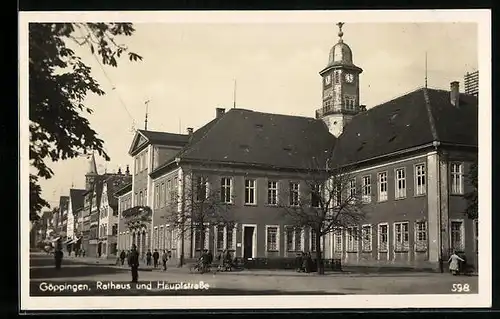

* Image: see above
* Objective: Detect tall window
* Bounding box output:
[450,163,464,194]
[220,178,232,203]
[394,222,409,251]
[216,226,225,251]
[139,191,143,206]
[378,172,388,201]
[153,227,158,249]
[311,184,321,208]
[346,227,358,252]
[414,164,426,196]
[286,227,302,251]
[334,228,343,252]
[135,156,140,174]
[334,185,342,207]
[361,225,372,252]
[195,176,208,201]
[378,224,388,252]
[112,224,118,236]
[451,220,464,252]
[160,182,165,207]
[194,226,210,251]
[168,179,175,204]
[310,229,317,252]
[266,226,278,251]
[214,225,236,251]
[245,179,256,205]
[362,175,371,203]
[415,221,427,252]
[395,168,406,199]
[348,178,356,201]
[289,182,299,206]
[159,226,165,250]
[267,181,278,205]
[227,226,234,250]
[154,185,160,209]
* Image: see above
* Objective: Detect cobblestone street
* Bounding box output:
[29,252,478,296]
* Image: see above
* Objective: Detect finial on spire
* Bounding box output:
[337,22,345,42]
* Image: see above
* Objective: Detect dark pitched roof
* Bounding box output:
[176,109,336,170]
[331,87,478,167]
[137,130,190,145]
[104,175,132,208]
[115,182,132,196]
[69,189,86,213]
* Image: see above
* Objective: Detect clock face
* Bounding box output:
[324,75,331,85]
[345,73,354,83]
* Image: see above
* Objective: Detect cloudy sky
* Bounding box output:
[31,17,479,208]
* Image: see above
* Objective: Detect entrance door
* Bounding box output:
[243,226,255,260]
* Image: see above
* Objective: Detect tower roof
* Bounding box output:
[321,22,362,74]
[86,152,98,176]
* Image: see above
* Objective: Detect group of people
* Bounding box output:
[196,249,233,272]
[295,251,314,273]
[118,248,172,271]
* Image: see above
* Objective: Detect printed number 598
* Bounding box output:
[452,284,470,292]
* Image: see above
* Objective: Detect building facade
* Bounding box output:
[115,23,478,270]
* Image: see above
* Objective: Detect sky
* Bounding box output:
[33,21,478,209]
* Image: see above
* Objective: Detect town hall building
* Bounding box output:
[115,23,478,270]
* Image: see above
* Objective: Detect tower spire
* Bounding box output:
[233,79,237,109]
[86,152,98,176]
[144,99,150,130]
[425,51,428,88]
[337,22,344,43]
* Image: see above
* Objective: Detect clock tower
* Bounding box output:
[316,22,363,137]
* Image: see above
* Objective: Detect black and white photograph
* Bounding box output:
[20,10,491,310]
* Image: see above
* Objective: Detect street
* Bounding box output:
[29,252,478,296]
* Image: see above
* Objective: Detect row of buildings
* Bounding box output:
[38,163,131,258]
[40,23,479,270]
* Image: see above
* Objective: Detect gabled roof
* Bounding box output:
[174,109,336,170]
[115,182,133,197]
[331,87,478,168]
[104,175,132,208]
[128,129,190,155]
[69,189,86,214]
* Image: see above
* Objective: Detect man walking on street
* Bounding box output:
[161,250,168,271]
[146,249,152,266]
[128,244,140,283]
[153,249,160,268]
[120,250,126,266]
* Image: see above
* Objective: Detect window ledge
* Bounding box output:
[362,250,372,253]
[414,194,426,198]
[394,250,410,253]
[450,193,464,197]
[394,196,407,201]
[244,203,257,207]
[346,251,358,253]
[266,250,279,252]
[415,249,428,253]
[378,250,388,253]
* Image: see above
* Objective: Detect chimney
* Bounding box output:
[359,105,367,112]
[450,81,460,107]
[117,167,122,175]
[125,165,130,176]
[216,107,225,119]
[186,127,193,135]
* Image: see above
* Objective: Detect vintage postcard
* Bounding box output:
[20,10,491,311]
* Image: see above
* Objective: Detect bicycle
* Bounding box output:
[189,261,211,274]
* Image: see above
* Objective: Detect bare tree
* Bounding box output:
[163,171,236,266]
[278,165,369,275]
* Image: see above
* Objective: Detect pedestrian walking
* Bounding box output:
[448,250,465,275]
[153,249,160,268]
[161,249,168,271]
[128,244,140,283]
[119,250,126,266]
[146,249,152,266]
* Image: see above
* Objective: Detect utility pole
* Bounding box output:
[144,100,150,130]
